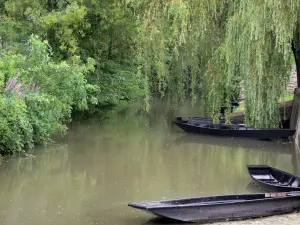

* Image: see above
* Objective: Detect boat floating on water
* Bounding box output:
[247,165,300,192]
[128,192,300,223]
[173,117,295,140]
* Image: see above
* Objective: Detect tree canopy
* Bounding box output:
[135,0,300,128]
[0,0,143,154]
[1,0,300,155]
[2,0,297,128]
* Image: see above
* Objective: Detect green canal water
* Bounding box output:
[0,104,297,225]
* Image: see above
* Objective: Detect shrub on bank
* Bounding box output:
[0,36,96,155]
[0,96,33,153]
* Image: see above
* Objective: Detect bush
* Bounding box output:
[0,36,95,155]
[0,96,33,154]
[0,35,142,155]
[25,93,67,145]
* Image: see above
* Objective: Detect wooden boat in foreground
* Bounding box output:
[174,117,295,140]
[247,165,300,192]
[128,192,300,222]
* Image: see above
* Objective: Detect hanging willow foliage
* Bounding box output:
[133,0,300,128]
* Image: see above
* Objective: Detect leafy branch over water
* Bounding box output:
[134,0,299,127]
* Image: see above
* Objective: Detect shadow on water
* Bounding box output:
[142,218,186,225]
[174,134,293,153]
[142,217,245,225]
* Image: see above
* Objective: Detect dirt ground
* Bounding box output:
[214,213,300,225]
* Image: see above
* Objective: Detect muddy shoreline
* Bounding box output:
[218,212,300,224]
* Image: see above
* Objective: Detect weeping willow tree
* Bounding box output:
[134,0,300,128]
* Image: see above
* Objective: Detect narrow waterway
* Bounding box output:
[0,105,298,225]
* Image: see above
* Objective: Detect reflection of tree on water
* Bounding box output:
[175,134,293,153]
[143,217,183,225]
[146,98,205,129]
[66,112,293,196]
[99,98,205,131]
[0,145,96,225]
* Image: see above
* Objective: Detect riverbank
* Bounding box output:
[219,212,300,224]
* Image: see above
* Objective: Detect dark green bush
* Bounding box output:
[0,96,33,154]
[24,93,67,145]
[87,61,143,110]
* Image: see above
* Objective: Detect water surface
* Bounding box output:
[0,107,296,225]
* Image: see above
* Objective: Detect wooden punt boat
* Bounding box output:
[128,192,300,222]
[247,165,300,192]
[179,116,244,125]
[173,117,295,140]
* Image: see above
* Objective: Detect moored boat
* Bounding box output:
[183,116,244,125]
[247,165,300,192]
[128,192,300,222]
[173,117,295,140]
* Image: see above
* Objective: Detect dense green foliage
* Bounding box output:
[0,36,94,153]
[135,0,300,127]
[0,1,143,154]
[1,0,299,154]
[0,0,142,106]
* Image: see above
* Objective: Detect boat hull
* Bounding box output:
[129,194,300,222]
[247,165,300,192]
[174,120,295,140]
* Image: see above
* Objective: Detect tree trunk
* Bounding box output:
[47,0,58,11]
[292,41,300,87]
[108,33,113,60]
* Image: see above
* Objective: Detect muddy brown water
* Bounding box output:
[0,106,298,225]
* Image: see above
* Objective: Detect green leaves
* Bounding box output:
[41,2,88,54]
[0,0,144,154]
[0,36,94,154]
[88,61,143,109]
[0,96,33,154]
[136,0,298,127]
[25,93,67,144]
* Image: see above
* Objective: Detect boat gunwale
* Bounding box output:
[174,119,295,132]
[128,192,300,210]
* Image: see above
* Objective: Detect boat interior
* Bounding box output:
[161,194,267,206]
[249,166,300,188]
